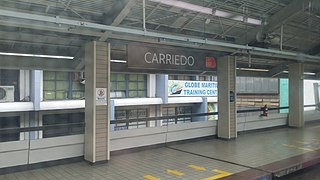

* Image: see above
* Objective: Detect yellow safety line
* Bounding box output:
[166,169,184,176]
[202,169,233,180]
[144,175,161,180]
[309,125,320,129]
[188,164,206,171]
[282,144,295,148]
[212,169,233,176]
[296,141,310,144]
[283,143,314,151]
[297,147,314,151]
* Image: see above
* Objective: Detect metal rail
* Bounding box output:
[0,104,317,134]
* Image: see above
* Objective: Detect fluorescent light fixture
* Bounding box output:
[232,15,244,21]
[247,18,262,25]
[0,52,74,59]
[150,0,212,14]
[150,0,262,25]
[111,59,127,63]
[237,68,269,72]
[283,71,316,76]
[215,10,231,18]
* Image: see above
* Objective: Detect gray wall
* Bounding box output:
[237,77,278,94]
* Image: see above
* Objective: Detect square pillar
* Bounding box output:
[217,56,237,139]
[84,41,110,163]
[288,63,304,127]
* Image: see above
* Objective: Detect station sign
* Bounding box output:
[127,44,217,72]
[168,80,217,97]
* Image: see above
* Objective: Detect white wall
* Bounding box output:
[0,135,84,168]
[304,80,320,110]
[110,121,217,151]
[0,141,29,168]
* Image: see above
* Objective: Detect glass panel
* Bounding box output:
[43,71,55,80]
[56,91,68,99]
[72,82,84,90]
[115,110,126,119]
[43,81,55,90]
[138,74,145,81]
[44,91,55,100]
[117,82,126,90]
[128,91,137,97]
[117,91,126,97]
[56,72,69,80]
[56,81,69,90]
[138,91,146,97]
[128,74,137,81]
[72,91,84,99]
[110,74,117,81]
[117,74,125,81]
[128,82,137,89]
[111,82,116,91]
[138,82,145,89]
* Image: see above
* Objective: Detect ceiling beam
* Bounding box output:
[236,70,269,78]
[0,55,76,71]
[0,9,320,64]
[99,0,136,41]
[0,30,83,47]
[237,0,309,45]
[306,44,320,56]
[268,63,288,77]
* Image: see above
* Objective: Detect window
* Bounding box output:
[43,71,84,100]
[111,73,147,98]
[0,69,20,102]
[111,73,126,98]
[114,107,148,130]
[168,75,195,80]
[208,103,218,120]
[0,116,20,142]
[162,106,192,125]
[42,112,84,138]
[71,73,85,99]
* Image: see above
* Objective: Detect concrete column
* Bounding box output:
[217,56,237,139]
[84,41,110,163]
[288,63,304,127]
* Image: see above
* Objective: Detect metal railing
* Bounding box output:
[0,122,85,135]
[0,104,317,135]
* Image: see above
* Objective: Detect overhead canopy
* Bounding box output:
[0,0,319,77]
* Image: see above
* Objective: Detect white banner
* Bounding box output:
[168,80,217,97]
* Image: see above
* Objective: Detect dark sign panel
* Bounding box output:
[127,44,218,72]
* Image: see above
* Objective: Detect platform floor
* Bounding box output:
[1,122,320,180]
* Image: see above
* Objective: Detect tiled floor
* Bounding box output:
[1,122,319,180]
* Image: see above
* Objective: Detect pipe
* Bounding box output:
[0,9,319,63]
[280,24,283,51]
[143,0,146,32]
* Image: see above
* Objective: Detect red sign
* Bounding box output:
[205,57,216,68]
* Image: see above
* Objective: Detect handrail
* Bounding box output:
[111,104,316,124]
[0,122,85,134]
[0,104,317,133]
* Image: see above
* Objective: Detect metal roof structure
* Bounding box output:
[0,0,319,77]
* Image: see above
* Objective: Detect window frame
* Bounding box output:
[43,71,85,100]
[111,73,147,98]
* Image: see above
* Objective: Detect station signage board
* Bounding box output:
[127,44,217,72]
[168,80,217,97]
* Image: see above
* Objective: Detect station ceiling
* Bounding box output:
[0,0,319,77]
